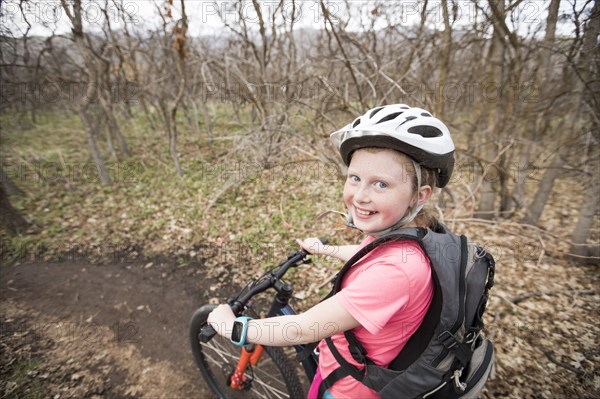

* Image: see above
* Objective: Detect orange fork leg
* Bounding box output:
[230,347,252,389]
[249,344,264,365]
[229,345,264,389]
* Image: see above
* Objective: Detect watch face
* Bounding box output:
[231,321,244,343]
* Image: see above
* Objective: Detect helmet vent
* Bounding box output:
[369,107,385,118]
[377,112,403,124]
[352,118,361,128]
[398,115,417,126]
[408,125,443,138]
[421,112,432,117]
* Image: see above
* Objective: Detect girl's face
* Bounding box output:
[343,148,425,233]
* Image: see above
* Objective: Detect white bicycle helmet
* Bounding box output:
[330,104,455,188]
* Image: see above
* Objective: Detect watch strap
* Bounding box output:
[231,316,253,347]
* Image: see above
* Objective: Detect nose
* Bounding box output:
[353,183,370,204]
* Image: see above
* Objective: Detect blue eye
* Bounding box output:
[375,181,388,189]
[349,175,360,182]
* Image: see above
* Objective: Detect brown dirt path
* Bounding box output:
[0,259,219,398]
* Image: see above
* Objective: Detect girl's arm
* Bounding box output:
[207,295,360,346]
[296,237,358,263]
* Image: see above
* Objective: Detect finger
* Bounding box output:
[297,239,311,252]
[308,238,320,248]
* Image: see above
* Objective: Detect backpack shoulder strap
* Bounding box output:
[316,228,429,397]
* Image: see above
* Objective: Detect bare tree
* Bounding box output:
[569,0,600,261]
[2,0,596,239]
[473,1,509,220]
[60,0,111,184]
[141,0,189,177]
[570,157,600,261]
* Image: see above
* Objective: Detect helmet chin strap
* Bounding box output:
[320,161,424,238]
[316,210,360,230]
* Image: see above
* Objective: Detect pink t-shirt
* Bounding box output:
[317,236,433,399]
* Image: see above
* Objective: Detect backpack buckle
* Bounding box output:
[344,331,368,363]
[439,331,471,366]
[439,330,459,349]
[349,343,367,363]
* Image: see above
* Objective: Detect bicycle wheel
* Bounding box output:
[190,304,306,399]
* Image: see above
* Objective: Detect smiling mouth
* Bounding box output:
[355,207,377,217]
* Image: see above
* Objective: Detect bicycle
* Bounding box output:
[189,241,327,399]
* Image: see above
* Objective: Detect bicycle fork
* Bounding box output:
[229,344,265,390]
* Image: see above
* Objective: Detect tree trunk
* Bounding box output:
[96,60,130,159]
[104,101,130,158]
[436,0,452,117]
[183,101,201,138]
[539,0,561,78]
[498,149,513,217]
[169,109,183,178]
[200,100,213,146]
[475,178,496,219]
[570,162,600,261]
[521,150,563,225]
[160,101,183,178]
[80,109,110,185]
[61,0,112,184]
[505,142,532,215]
[104,120,118,160]
[514,0,571,222]
[0,184,30,235]
[577,1,600,149]
[569,0,600,261]
[0,169,24,197]
[476,1,506,219]
[140,95,157,131]
[511,0,561,217]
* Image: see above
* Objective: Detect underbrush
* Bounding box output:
[0,107,598,398]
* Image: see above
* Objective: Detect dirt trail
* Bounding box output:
[0,259,218,398]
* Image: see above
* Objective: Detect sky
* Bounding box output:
[1,0,592,39]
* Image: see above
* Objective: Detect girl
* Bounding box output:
[208,104,455,399]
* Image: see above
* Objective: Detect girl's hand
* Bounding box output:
[298,240,359,263]
[296,237,327,255]
[207,304,236,339]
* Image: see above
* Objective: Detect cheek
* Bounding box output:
[342,182,352,205]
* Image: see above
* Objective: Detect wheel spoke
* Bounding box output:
[201,341,238,364]
[191,305,305,399]
[250,376,291,399]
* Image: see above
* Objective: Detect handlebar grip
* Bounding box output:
[319,237,329,245]
[199,324,218,343]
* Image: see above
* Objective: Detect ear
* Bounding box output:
[416,185,432,207]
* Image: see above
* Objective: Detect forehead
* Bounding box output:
[348,148,415,178]
[350,148,414,168]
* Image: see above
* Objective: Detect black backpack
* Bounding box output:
[316,222,496,399]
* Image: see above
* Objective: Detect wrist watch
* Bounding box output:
[231,316,253,346]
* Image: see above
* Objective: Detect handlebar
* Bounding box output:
[198,238,328,343]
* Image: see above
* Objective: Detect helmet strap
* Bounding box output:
[316,210,360,231]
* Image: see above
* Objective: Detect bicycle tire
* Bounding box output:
[190,304,306,399]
